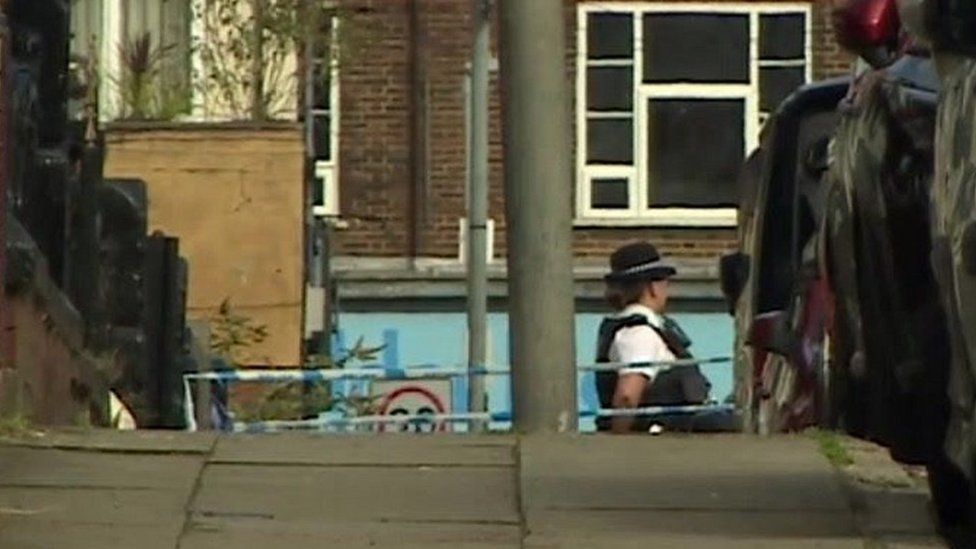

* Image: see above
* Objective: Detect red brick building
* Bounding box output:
[320,0,852,311]
[324,0,847,258]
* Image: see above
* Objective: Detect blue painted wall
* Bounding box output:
[335,312,733,431]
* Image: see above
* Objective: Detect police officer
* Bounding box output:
[595,242,710,434]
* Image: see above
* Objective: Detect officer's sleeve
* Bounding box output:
[613,326,675,381]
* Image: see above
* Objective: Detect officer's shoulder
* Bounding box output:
[610,314,651,328]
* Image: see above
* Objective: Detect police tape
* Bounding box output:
[182,356,733,432]
[231,404,736,433]
[182,356,732,384]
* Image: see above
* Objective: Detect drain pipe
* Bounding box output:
[407,0,427,270]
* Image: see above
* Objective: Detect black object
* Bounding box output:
[605,242,676,283]
[99,180,191,428]
[719,252,750,315]
[594,314,711,432]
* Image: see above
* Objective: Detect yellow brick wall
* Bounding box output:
[104,124,305,367]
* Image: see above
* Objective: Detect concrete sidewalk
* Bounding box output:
[0,431,944,548]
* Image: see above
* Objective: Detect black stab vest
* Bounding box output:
[594,314,711,431]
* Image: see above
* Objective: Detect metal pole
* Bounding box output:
[320,219,333,358]
[302,2,320,418]
[498,0,577,433]
[467,0,490,429]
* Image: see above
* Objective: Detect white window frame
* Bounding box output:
[576,2,812,227]
[313,18,342,218]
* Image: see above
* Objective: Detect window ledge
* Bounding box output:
[574,209,738,228]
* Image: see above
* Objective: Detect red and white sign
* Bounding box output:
[372,380,452,433]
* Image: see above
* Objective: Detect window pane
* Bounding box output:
[643,14,749,83]
[313,167,325,206]
[313,114,331,161]
[760,67,806,112]
[587,67,633,111]
[587,13,633,59]
[760,14,805,59]
[591,178,630,209]
[587,118,633,165]
[646,99,744,206]
[313,60,332,111]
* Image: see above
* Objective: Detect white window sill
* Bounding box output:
[574,208,738,228]
[311,210,349,228]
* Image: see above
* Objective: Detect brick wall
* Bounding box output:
[0,242,107,426]
[812,0,856,78]
[335,0,854,263]
[104,125,305,367]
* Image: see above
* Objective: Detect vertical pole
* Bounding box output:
[467,0,490,429]
[0,14,10,370]
[301,1,319,418]
[498,0,577,433]
[320,220,333,359]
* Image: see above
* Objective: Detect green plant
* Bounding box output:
[230,337,384,423]
[0,414,35,439]
[192,0,370,121]
[206,299,385,424]
[809,429,854,468]
[209,299,269,365]
[113,31,191,121]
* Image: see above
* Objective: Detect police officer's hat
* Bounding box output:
[605,242,677,283]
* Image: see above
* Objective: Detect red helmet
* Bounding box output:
[830,0,902,66]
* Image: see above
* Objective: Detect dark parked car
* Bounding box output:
[723,0,976,542]
[720,78,846,435]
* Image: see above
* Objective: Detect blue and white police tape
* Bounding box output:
[181,356,732,432]
[182,356,732,384]
[231,403,737,433]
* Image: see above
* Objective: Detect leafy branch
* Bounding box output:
[192,0,372,121]
[209,298,269,365]
[231,337,385,423]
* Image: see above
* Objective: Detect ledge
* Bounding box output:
[329,256,723,307]
[104,120,303,133]
[574,209,739,229]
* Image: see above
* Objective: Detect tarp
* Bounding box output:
[931,55,976,479]
[823,61,950,465]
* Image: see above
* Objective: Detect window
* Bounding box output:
[310,17,341,217]
[577,3,811,225]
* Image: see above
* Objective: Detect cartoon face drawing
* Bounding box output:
[375,383,450,433]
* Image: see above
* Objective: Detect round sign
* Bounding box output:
[377,385,448,433]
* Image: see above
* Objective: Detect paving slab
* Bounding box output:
[855,488,939,538]
[0,443,205,549]
[0,429,218,454]
[180,516,520,549]
[523,532,864,548]
[521,434,850,513]
[0,446,205,491]
[525,508,858,540]
[0,519,181,549]
[879,536,947,548]
[0,486,187,526]
[212,433,515,466]
[191,463,519,524]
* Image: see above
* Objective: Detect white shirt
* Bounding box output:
[608,304,676,381]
